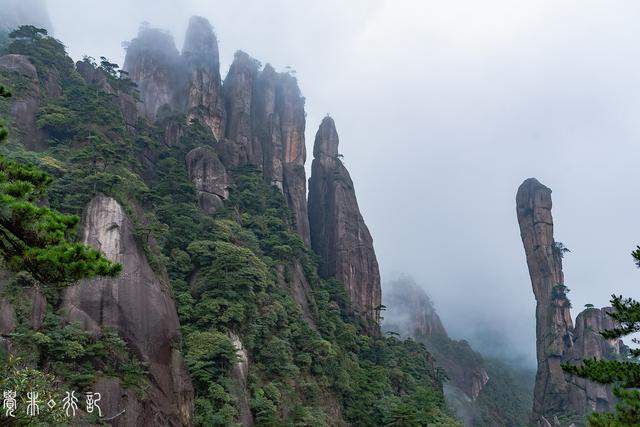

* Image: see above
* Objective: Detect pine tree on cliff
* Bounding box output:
[0,86,120,286]
[562,248,640,426]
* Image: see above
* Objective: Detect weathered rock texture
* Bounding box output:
[220,53,310,244]
[0,54,46,149]
[186,146,229,214]
[123,26,181,120]
[229,332,253,427]
[308,116,381,329]
[124,18,311,244]
[517,178,625,424]
[62,196,193,426]
[182,15,225,140]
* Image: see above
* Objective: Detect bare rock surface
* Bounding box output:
[123,26,181,120]
[183,16,225,139]
[62,196,193,425]
[125,19,311,245]
[308,117,381,330]
[0,54,45,150]
[229,332,253,427]
[186,146,229,214]
[517,178,626,423]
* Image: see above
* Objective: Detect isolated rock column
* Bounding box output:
[182,15,226,140]
[517,178,574,422]
[308,116,381,331]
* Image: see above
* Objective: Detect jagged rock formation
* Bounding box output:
[220,52,310,244]
[517,178,626,424]
[517,178,574,421]
[62,196,193,426]
[123,26,181,120]
[182,15,225,140]
[124,18,311,245]
[566,307,625,414]
[308,116,381,329]
[186,146,229,214]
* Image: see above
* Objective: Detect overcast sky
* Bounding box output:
[25,0,640,363]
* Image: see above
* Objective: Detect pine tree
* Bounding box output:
[0,86,120,287]
[561,249,640,426]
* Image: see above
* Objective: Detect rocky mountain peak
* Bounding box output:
[308,118,381,331]
[314,116,339,158]
[182,15,219,66]
[123,25,181,119]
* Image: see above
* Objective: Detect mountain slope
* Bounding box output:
[383,275,534,426]
[0,21,457,426]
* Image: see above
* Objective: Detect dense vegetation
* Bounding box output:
[0,28,132,425]
[0,26,458,425]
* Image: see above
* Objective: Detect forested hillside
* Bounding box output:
[0,22,458,425]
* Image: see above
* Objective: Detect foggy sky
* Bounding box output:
[39,1,640,364]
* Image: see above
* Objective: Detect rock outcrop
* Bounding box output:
[62,196,193,426]
[0,54,45,150]
[182,16,225,140]
[517,178,574,421]
[220,53,310,244]
[229,332,253,427]
[124,18,311,244]
[123,26,181,120]
[186,146,229,214]
[383,275,447,338]
[308,116,381,329]
[75,59,140,130]
[517,178,625,424]
[221,51,260,166]
[565,307,625,414]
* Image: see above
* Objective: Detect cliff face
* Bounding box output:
[123,26,181,120]
[124,19,311,245]
[516,178,625,424]
[0,54,45,149]
[62,196,193,426]
[186,146,229,214]
[182,15,225,140]
[516,178,574,421]
[308,116,381,329]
